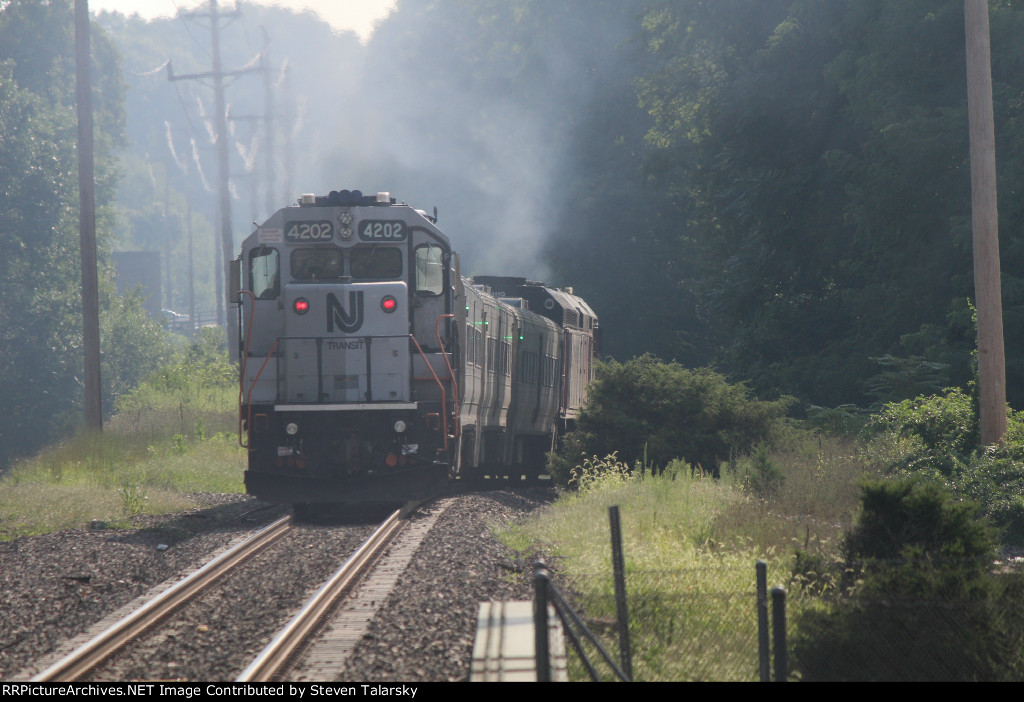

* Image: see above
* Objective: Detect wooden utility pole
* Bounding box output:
[168,0,260,354]
[281,63,295,206]
[187,181,195,340]
[965,0,1007,445]
[75,0,102,431]
[166,124,198,339]
[209,0,233,344]
[261,27,277,217]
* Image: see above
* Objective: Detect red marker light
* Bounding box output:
[381,296,398,313]
[294,298,310,314]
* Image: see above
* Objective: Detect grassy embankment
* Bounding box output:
[497,434,888,681]
[0,337,245,540]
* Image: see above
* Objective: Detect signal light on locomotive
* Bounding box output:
[294,298,310,314]
[381,295,398,313]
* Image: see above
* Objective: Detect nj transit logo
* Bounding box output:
[326,292,364,333]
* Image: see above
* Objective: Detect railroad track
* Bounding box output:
[236,508,406,682]
[31,515,293,682]
[30,506,419,682]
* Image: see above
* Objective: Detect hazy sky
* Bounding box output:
[89,0,397,41]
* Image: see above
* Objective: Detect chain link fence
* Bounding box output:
[540,558,1024,682]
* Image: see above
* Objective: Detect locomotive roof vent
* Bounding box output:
[298,190,397,208]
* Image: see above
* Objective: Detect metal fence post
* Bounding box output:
[533,562,552,682]
[771,586,788,682]
[756,561,770,681]
[609,505,633,681]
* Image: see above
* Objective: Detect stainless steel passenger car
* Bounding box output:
[234,190,597,504]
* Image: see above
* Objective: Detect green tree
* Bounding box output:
[551,355,791,483]
[100,291,171,410]
[0,0,125,198]
[0,0,160,466]
[0,61,83,464]
[871,387,1024,542]
[631,0,1024,409]
[792,478,1024,681]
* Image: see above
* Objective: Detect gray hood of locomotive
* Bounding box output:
[280,281,411,405]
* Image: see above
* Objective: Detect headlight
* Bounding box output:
[285,422,299,435]
[394,420,407,433]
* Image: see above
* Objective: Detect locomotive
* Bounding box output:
[232,189,597,505]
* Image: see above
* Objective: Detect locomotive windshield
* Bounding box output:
[351,246,403,279]
[249,247,279,299]
[414,243,445,295]
[291,248,344,280]
[290,246,403,281]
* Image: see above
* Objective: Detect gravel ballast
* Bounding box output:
[341,489,552,682]
[0,489,553,682]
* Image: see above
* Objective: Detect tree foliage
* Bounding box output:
[88,0,1024,416]
[12,1,1024,466]
[0,0,162,466]
[792,478,1024,681]
[549,355,791,485]
[0,59,81,463]
[629,0,1024,409]
[871,388,1024,542]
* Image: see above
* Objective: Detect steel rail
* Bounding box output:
[236,508,405,682]
[32,515,292,682]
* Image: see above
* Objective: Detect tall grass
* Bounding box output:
[716,433,882,555]
[499,436,876,681]
[0,335,245,540]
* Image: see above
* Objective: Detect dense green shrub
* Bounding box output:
[100,291,173,411]
[548,355,791,485]
[792,479,1024,681]
[744,443,784,499]
[869,388,1024,543]
[113,327,236,424]
[141,327,236,393]
[871,388,979,474]
[845,479,993,574]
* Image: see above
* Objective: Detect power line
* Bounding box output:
[167,0,263,348]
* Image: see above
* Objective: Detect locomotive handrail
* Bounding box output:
[237,289,256,449]
[236,288,281,449]
[435,314,460,441]
[242,338,279,450]
[270,334,411,342]
[408,333,449,454]
[561,330,570,418]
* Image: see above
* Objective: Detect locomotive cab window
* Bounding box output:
[351,246,403,280]
[291,247,344,280]
[249,247,280,300]
[414,244,445,295]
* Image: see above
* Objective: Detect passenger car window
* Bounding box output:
[350,247,403,279]
[414,244,445,295]
[249,247,279,299]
